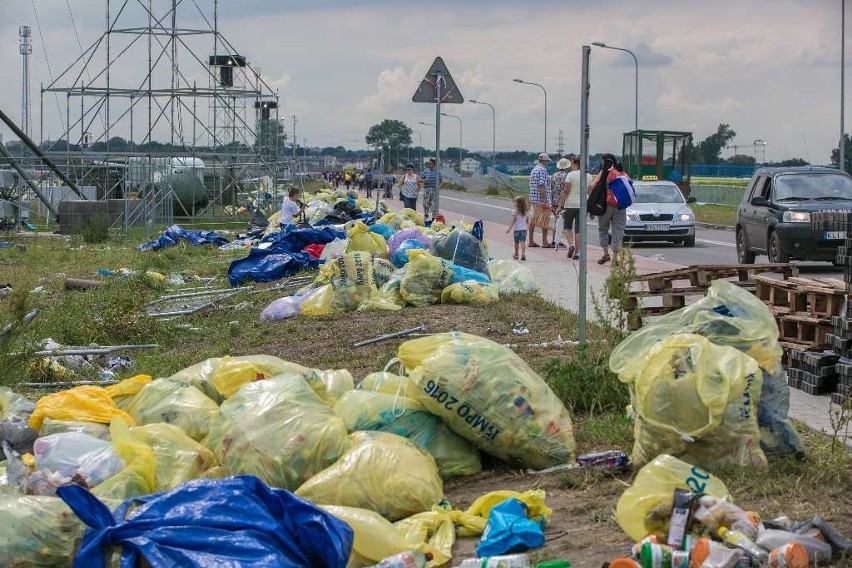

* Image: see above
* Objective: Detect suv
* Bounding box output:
[735,166,852,263]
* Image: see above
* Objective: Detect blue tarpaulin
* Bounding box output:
[137,225,231,251]
[258,226,346,254]
[57,476,354,568]
[228,250,319,287]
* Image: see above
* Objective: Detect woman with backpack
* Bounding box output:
[588,154,634,266]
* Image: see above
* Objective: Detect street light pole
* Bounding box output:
[469,99,496,171]
[513,78,547,152]
[413,129,422,166]
[842,0,846,173]
[441,112,463,171]
[418,121,435,163]
[592,42,638,131]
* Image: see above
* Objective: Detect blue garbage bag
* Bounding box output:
[228,250,318,287]
[446,261,490,284]
[137,225,231,251]
[57,475,354,568]
[391,239,429,267]
[369,223,396,241]
[475,498,544,558]
[471,219,484,242]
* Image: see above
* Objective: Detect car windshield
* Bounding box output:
[633,184,684,204]
[774,173,852,201]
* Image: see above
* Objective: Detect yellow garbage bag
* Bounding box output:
[487,259,540,295]
[398,332,576,469]
[400,250,454,307]
[296,431,444,521]
[372,257,398,288]
[105,374,152,410]
[379,209,424,229]
[92,418,156,502]
[125,378,218,442]
[395,504,487,565]
[322,505,441,568]
[0,387,34,420]
[316,369,354,405]
[329,251,377,311]
[616,454,730,541]
[627,334,766,468]
[334,390,481,479]
[205,375,349,491]
[39,418,110,440]
[465,489,552,525]
[440,281,499,306]
[359,274,406,311]
[29,386,135,431]
[0,494,84,567]
[346,221,388,259]
[130,423,218,492]
[300,284,337,316]
[359,371,421,400]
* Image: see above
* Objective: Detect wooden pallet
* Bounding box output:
[754,275,846,318]
[778,314,833,348]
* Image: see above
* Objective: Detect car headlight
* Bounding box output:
[679,212,694,222]
[626,211,640,222]
[782,211,811,223]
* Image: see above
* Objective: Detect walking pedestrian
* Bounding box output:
[365,169,374,198]
[506,195,530,261]
[420,158,439,221]
[557,157,590,260]
[527,153,554,248]
[397,164,421,211]
[589,154,631,265]
[550,158,570,249]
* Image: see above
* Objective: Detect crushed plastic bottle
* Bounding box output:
[374,550,433,568]
[457,553,530,568]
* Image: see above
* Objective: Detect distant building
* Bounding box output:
[460,157,481,175]
[323,155,339,168]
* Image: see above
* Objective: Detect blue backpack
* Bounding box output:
[609,176,635,210]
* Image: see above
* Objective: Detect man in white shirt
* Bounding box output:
[557,157,593,259]
[279,187,305,228]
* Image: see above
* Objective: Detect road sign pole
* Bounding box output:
[435,73,442,218]
[579,45,591,346]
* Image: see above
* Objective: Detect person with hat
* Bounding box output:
[527,152,554,248]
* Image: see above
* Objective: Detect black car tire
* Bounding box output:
[736,228,755,264]
[768,231,790,263]
[683,236,696,247]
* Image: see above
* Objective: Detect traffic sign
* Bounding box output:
[412,57,464,104]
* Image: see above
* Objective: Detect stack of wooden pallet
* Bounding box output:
[753,275,847,351]
[627,263,798,325]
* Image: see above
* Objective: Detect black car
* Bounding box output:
[735,166,852,263]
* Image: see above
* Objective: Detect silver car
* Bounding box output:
[624,181,696,247]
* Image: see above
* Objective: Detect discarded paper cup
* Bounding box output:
[768,542,809,568]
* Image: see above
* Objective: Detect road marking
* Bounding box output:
[696,238,736,247]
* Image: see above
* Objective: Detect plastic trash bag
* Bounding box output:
[91,418,156,502]
[400,250,455,307]
[39,418,110,440]
[205,375,349,491]
[0,386,35,420]
[434,228,490,277]
[398,332,576,469]
[610,280,802,457]
[58,475,354,568]
[487,259,540,295]
[372,257,398,287]
[125,378,218,441]
[346,221,388,259]
[379,209,424,229]
[441,281,499,306]
[130,423,217,492]
[0,494,84,567]
[260,293,309,321]
[395,504,486,567]
[625,334,767,469]
[370,223,396,241]
[359,371,423,400]
[29,385,135,431]
[104,374,152,410]
[466,489,552,524]
[296,431,444,522]
[329,251,377,311]
[476,498,545,557]
[447,263,490,284]
[320,237,349,260]
[391,238,429,267]
[616,454,730,541]
[359,269,407,311]
[0,419,38,460]
[389,228,431,256]
[334,390,482,479]
[301,284,338,316]
[32,432,124,493]
[317,369,355,405]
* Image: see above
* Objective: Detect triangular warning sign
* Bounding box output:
[412,57,464,104]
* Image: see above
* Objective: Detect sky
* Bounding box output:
[0,0,848,163]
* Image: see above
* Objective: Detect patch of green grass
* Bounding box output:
[692,177,750,187]
[541,351,630,416]
[692,203,737,226]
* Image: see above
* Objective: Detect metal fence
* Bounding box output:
[690,185,745,206]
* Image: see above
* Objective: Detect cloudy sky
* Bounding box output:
[0,0,848,163]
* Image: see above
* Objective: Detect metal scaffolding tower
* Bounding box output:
[38,0,283,233]
[19,25,32,139]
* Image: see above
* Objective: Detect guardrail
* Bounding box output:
[486,168,528,194]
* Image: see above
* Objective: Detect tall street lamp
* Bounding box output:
[592,42,639,131]
[841,0,846,173]
[441,112,463,170]
[513,78,547,152]
[412,129,423,166]
[469,99,496,171]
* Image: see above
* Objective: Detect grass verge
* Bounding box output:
[692,203,737,226]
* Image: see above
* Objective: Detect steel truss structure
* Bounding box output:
[38,0,286,232]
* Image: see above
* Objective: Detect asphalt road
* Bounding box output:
[437,189,844,280]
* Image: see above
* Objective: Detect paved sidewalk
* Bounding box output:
[390,198,850,448]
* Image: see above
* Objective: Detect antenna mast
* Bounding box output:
[19,25,32,139]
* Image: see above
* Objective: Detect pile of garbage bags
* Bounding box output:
[0,333,571,567]
[610,280,804,469]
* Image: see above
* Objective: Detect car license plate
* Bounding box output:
[644,223,670,231]
[824,231,846,240]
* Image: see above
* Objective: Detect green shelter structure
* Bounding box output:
[622,130,693,194]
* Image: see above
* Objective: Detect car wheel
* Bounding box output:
[684,236,696,247]
[768,231,789,263]
[736,228,755,264]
